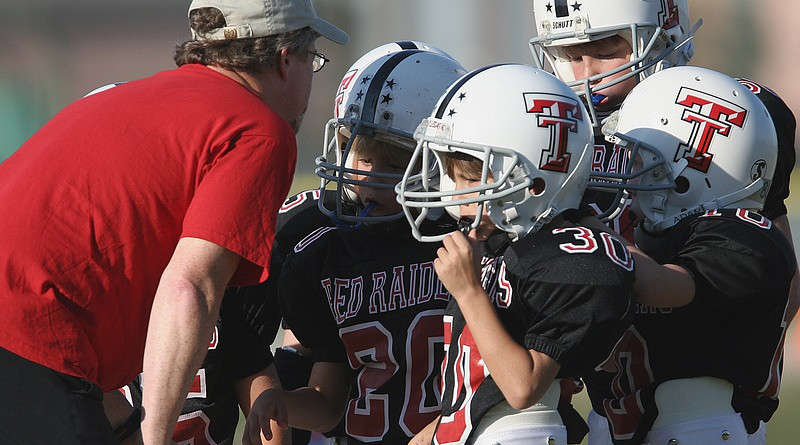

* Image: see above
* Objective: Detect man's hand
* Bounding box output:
[102,389,145,445]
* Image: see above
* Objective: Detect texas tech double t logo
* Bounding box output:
[675,87,747,173]
[524,93,583,173]
[334,69,358,117]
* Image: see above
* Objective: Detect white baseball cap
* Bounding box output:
[189,0,349,45]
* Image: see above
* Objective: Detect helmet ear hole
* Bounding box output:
[530,177,546,197]
[675,176,690,194]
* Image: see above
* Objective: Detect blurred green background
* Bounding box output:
[2,0,798,442]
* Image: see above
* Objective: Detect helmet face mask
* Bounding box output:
[397,64,594,242]
[529,0,698,126]
[589,127,679,224]
[589,66,778,233]
[407,125,538,238]
[315,42,467,228]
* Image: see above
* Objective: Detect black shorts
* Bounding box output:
[0,347,117,444]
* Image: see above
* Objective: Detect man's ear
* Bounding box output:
[277,47,291,81]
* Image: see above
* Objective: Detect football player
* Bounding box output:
[531,0,699,238]
[582,66,795,445]
[271,41,462,445]
[242,44,467,445]
[396,64,635,445]
[529,0,798,316]
[529,2,799,443]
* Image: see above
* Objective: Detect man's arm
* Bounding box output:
[141,237,241,444]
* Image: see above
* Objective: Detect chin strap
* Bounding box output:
[331,202,378,232]
[600,190,630,223]
[649,178,766,232]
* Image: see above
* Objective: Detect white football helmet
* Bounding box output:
[396,64,594,242]
[347,40,455,66]
[316,42,466,227]
[594,66,778,233]
[529,0,700,126]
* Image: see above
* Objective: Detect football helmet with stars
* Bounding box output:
[396,64,593,242]
[316,42,466,227]
[529,0,699,126]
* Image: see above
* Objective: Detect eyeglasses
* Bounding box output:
[307,50,330,73]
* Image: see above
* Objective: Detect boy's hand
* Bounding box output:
[243,389,289,445]
[434,229,483,302]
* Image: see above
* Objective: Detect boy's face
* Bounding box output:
[348,137,410,217]
[449,161,497,240]
[564,36,637,110]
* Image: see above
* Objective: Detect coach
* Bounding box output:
[0,0,346,443]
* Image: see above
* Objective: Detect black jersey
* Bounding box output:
[125,289,273,444]
[584,209,796,445]
[270,190,340,326]
[434,226,635,445]
[274,190,341,267]
[279,218,455,444]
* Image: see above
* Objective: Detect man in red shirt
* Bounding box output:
[0,1,347,444]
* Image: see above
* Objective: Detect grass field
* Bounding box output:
[231,172,800,444]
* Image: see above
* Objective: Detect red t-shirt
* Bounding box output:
[0,64,296,390]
